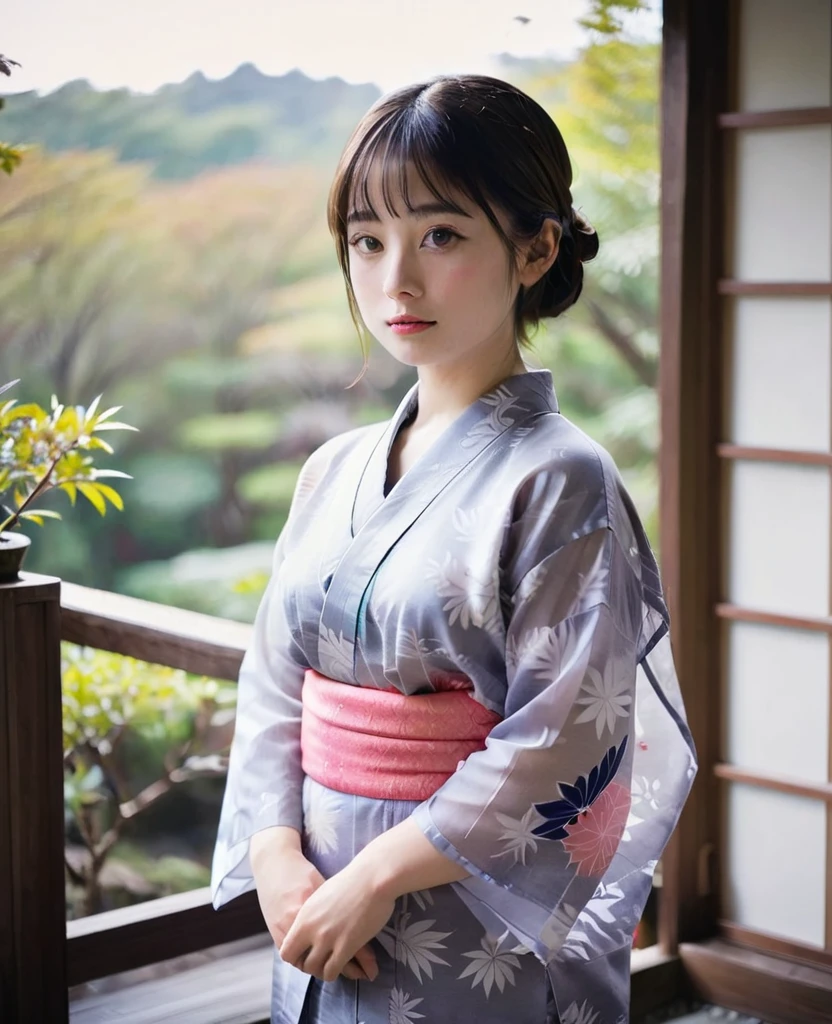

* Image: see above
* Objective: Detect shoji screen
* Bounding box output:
[719,0,832,963]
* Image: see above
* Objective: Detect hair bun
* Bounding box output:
[570,209,599,264]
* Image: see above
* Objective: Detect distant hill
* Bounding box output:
[0,63,382,179]
[0,57,569,180]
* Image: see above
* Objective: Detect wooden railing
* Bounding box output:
[0,571,269,1021]
[60,580,270,985]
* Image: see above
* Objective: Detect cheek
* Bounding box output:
[441,262,508,303]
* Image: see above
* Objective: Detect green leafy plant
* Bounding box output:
[62,642,237,916]
[0,378,138,534]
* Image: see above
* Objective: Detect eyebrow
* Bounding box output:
[346,200,473,225]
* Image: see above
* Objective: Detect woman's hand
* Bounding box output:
[250,827,378,982]
[279,858,393,983]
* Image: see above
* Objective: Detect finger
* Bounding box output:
[279,923,306,968]
[339,959,368,981]
[351,944,379,982]
[300,946,329,980]
[321,951,345,984]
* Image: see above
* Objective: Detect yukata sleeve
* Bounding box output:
[210,453,321,911]
[410,523,645,962]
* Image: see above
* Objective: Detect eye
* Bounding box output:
[348,227,462,255]
[425,227,460,248]
[349,235,381,254]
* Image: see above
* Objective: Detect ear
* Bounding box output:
[517,219,561,290]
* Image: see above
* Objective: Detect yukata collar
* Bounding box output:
[317,365,560,679]
[357,364,559,528]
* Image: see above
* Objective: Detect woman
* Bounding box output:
[211,74,696,1024]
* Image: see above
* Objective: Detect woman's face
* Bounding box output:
[346,160,527,372]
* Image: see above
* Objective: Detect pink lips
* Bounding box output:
[390,321,435,334]
[388,316,436,335]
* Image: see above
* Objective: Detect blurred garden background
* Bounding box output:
[1,0,663,925]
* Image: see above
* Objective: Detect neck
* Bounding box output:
[412,344,528,427]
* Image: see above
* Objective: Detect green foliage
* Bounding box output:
[0,385,137,533]
[178,411,283,451]
[580,0,652,35]
[62,640,237,915]
[0,141,22,174]
[237,460,303,508]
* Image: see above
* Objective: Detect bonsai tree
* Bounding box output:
[0,379,137,535]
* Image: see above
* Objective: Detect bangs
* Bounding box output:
[343,110,491,227]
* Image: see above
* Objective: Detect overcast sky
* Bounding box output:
[4,0,661,97]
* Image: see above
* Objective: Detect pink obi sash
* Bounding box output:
[300,668,502,800]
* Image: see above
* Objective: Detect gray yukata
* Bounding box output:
[210,367,697,1024]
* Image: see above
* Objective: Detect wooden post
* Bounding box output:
[0,572,68,1022]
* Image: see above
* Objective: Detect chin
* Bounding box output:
[374,335,445,368]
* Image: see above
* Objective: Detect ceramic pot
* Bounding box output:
[0,531,31,584]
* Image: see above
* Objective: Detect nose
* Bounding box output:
[382,245,423,300]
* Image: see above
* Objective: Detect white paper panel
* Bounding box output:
[738,0,832,111]
[726,461,829,618]
[725,621,829,782]
[727,297,831,452]
[725,784,826,946]
[732,127,832,282]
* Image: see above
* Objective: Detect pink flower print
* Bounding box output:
[561,782,631,877]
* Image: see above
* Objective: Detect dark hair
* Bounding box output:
[327,74,599,372]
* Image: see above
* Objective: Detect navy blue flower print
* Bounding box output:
[531,736,629,841]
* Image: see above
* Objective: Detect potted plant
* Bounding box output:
[0,378,138,583]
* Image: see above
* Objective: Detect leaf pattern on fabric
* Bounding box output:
[491,807,545,866]
[395,628,435,679]
[388,988,425,1024]
[408,888,435,912]
[532,737,629,842]
[377,911,452,983]
[632,775,661,811]
[451,505,492,543]
[303,784,340,855]
[460,388,524,448]
[520,619,584,685]
[458,933,522,997]
[318,626,354,679]
[562,999,600,1024]
[560,882,627,961]
[425,554,501,634]
[574,664,632,739]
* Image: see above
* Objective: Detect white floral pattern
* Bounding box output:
[461,387,524,447]
[458,934,521,997]
[491,806,544,866]
[317,626,354,680]
[522,619,583,684]
[574,664,632,738]
[425,554,501,634]
[377,911,452,983]
[560,882,627,961]
[303,784,340,855]
[562,999,600,1024]
[388,988,425,1024]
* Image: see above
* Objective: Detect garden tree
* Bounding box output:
[141,162,379,549]
[504,4,661,538]
[0,147,184,401]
